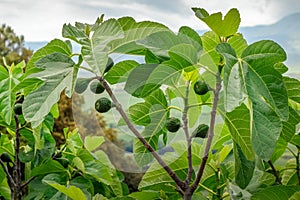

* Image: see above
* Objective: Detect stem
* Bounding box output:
[182,81,193,185]
[21,176,35,189]
[296,148,300,185]
[13,114,22,199]
[190,74,222,193]
[167,105,183,112]
[0,159,16,188]
[97,76,186,192]
[268,160,281,184]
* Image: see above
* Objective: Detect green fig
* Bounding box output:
[95,97,112,113]
[0,152,12,163]
[14,103,23,115]
[90,81,105,94]
[165,117,181,133]
[74,77,92,94]
[192,124,209,138]
[194,80,209,95]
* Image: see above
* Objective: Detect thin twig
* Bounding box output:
[98,76,186,192]
[190,74,222,193]
[13,114,22,199]
[268,160,282,184]
[0,159,16,188]
[21,176,36,189]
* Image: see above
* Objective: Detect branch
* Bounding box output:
[296,148,300,185]
[0,159,16,188]
[190,74,222,193]
[21,176,36,189]
[13,114,22,198]
[182,81,193,185]
[268,160,281,184]
[98,77,186,191]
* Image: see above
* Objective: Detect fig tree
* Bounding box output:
[90,81,105,94]
[75,77,92,94]
[95,97,112,113]
[14,103,23,115]
[165,117,181,132]
[194,80,209,95]
[192,124,209,138]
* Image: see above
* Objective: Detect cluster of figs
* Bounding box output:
[74,57,114,113]
[75,56,210,138]
[165,80,210,138]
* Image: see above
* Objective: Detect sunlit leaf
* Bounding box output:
[192,8,240,37]
[23,52,77,127]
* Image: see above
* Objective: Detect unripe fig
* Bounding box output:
[0,152,12,163]
[75,77,92,94]
[95,97,112,113]
[192,124,209,138]
[90,81,105,94]
[165,117,181,133]
[14,103,23,115]
[194,80,209,95]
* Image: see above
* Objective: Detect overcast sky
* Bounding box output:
[1,0,300,41]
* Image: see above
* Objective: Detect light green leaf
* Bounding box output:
[26,39,72,71]
[281,107,300,142]
[228,33,248,57]
[199,31,221,73]
[82,19,124,75]
[192,8,241,37]
[110,17,169,54]
[105,60,139,84]
[251,185,300,200]
[84,136,105,152]
[133,135,159,167]
[129,89,167,126]
[124,63,181,97]
[0,66,16,124]
[284,76,300,103]
[73,157,85,173]
[43,180,86,200]
[216,43,246,112]
[225,103,254,160]
[139,141,202,191]
[23,52,77,127]
[234,143,255,189]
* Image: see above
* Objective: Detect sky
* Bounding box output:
[1,0,300,41]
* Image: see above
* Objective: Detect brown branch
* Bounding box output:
[0,159,16,188]
[98,76,186,192]
[13,114,22,199]
[182,81,193,185]
[296,148,300,185]
[190,74,222,193]
[268,160,282,184]
[21,176,36,189]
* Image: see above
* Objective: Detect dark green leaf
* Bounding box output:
[234,143,255,189]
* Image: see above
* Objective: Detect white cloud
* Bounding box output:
[0,0,299,41]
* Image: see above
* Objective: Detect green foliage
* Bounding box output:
[1,7,300,200]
